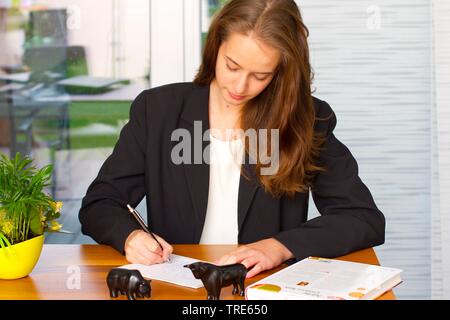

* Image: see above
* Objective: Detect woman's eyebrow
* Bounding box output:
[225,55,274,75]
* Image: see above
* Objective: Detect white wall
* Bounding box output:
[431,0,450,300]
[298,0,433,299]
[150,0,201,88]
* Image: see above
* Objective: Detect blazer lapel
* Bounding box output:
[180,84,211,243]
[238,159,260,233]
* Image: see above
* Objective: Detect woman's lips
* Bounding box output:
[228,91,246,101]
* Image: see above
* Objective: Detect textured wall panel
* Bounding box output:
[431,0,450,300]
[298,0,433,299]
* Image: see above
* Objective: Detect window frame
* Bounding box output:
[150,0,202,87]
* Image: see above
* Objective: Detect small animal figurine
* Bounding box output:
[184,262,247,300]
[106,268,151,300]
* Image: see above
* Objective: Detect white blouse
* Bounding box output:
[199,133,244,244]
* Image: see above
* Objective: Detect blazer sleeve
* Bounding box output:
[78,91,149,254]
[274,100,385,261]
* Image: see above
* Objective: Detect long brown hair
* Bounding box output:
[194,0,325,198]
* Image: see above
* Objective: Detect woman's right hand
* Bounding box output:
[124,230,173,265]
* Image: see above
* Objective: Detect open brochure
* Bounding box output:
[119,254,204,289]
[246,257,403,300]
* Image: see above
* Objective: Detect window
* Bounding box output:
[0,0,150,244]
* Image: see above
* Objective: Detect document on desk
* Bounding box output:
[119,254,204,289]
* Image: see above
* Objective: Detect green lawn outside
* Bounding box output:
[69,134,121,149]
[33,100,132,150]
[69,101,131,149]
[69,101,131,128]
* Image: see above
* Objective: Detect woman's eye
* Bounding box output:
[225,63,267,81]
[226,64,238,71]
[254,76,268,81]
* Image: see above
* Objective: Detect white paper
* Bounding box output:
[119,254,204,289]
[246,257,403,300]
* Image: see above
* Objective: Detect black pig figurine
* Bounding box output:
[106,268,151,300]
[184,262,247,300]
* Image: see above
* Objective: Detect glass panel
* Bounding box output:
[0,0,149,244]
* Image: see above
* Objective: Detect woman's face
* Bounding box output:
[214,32,281,108]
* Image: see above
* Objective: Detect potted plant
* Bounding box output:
[0,152,65,280]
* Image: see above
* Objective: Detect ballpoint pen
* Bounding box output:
[126,204,170,262]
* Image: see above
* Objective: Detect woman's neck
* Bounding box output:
[209,81,243,140]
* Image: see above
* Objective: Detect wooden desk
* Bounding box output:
[0,245,395,300]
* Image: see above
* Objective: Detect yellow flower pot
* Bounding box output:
[0,235,44,280]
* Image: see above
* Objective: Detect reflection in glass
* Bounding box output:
[0,1,150,245]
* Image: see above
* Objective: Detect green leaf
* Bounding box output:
[29,211,43,235]
[0,232,12,248]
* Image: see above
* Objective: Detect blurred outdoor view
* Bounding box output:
[0,0,151,243]
[0,0,227,244]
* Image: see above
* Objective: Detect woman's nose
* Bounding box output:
[234,75,248,94]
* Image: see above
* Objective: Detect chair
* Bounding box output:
[0,88,36,158]
[26,9,68,47]
[0,80,71,198]
[23,45,89,79]
[29,92,71,198]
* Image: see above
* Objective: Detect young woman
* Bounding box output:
[79,0,385,279]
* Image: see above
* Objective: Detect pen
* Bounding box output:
[126,204,170,262]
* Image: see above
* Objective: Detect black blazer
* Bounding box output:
[79,82,385,260]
